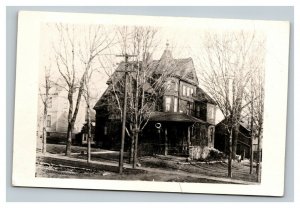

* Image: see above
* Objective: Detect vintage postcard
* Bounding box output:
[12,11,290,196]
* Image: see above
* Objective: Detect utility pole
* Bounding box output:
[116,53,136,174]
[250,77,254,174]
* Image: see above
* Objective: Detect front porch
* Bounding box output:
[141,112,215,159]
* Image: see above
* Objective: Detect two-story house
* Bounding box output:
[37,85,90,145]
[93,44,217,159]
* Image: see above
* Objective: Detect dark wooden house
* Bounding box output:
[94,44,217,159]
[214,120,252,159]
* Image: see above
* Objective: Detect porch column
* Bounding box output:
[187,126,191,154]
[164,127,168,156]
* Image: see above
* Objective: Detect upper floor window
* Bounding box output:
[182,86,186,96]
[174,97,178,112]
[182,85,194,97]
[165,96,171,112]
[207,104,215,123]
[47,115,51,127]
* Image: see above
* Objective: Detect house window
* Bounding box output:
[187,102,191,115]
[47,97,52,108]
[207,105,215,121]
[104,126,108,135]
[165,96,171,112]
[183,86,186,96]
[166,80,172,90]
[196,105,200,117]
[187,87,190,96]
[174,82,178,91]
[47,115,51,127]
[182,86,194,97]
[174,97,178,112]
[83,134,87,141]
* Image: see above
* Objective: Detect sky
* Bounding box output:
[38,18,268,124]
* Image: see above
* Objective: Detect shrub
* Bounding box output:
[199,147,226,161]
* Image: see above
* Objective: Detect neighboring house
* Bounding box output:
[214,119,258,159]
[94,44,217,159]
[37,86,92,144]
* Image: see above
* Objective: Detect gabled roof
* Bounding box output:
[153,57,199,85]
[107,46,199,86]
[194,87,216,105]
[94,45,215,110]
[93,85,113,110]
[216,119,251,132]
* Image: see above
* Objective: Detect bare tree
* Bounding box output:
[39,65,53,154]
[244,60,265,177]
[82,65,99,163]
[53,23,113,156]
[198,30,265,177]
[99,26,177,169]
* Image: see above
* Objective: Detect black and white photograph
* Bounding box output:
[12,11,290,196]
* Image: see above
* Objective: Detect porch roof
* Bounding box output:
[148,112,206,123]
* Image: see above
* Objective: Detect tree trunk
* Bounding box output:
[250,93,254,174]
[250,134,253,174]
[87,102,91,163]
[164,127,168,156]
[133,129,139,169]
[228,128,233,178]
[232,123,239,158]
[256,128,262,182]
[65,122,74,156]
[129,136,134,164]
[42,107,47,154]
[42,127,47,154]
[65,91,74,156]
[42,76,49,154]
[65,77,85,156]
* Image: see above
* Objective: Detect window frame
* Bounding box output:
[174,97,178,112]
[165,96,172,112]
[46,115,51,127]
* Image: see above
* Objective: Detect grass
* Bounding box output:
[36,143,260,183]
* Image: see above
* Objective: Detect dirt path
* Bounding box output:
[37,144,260,184]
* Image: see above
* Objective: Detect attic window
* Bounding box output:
[166,80,172,90]
[186,72,194,79]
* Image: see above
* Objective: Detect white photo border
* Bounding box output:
[12,10,290,197]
